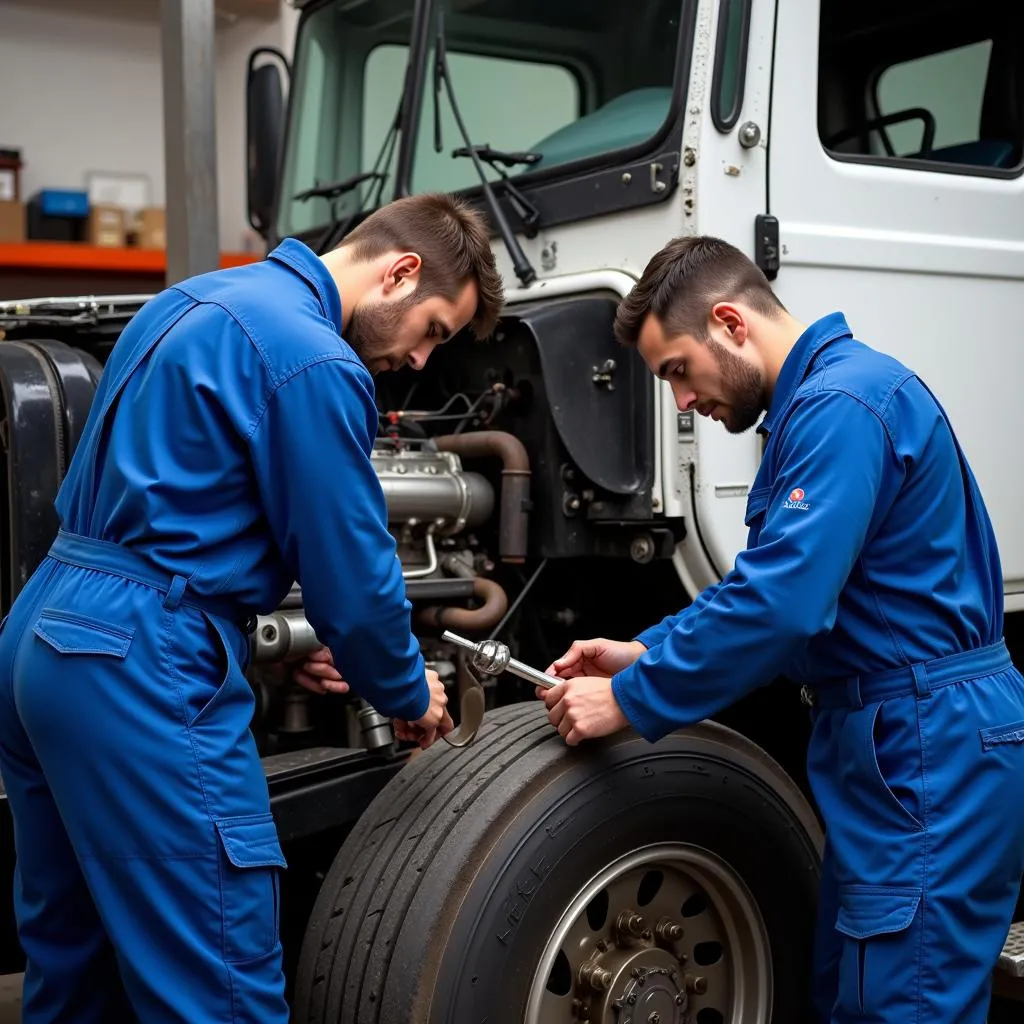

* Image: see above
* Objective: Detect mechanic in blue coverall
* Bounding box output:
[539,236,1024,1023]
[0,192,504,1023]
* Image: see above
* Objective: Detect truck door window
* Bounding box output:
[876,41,993,159]
[711,0,752,132]
[817,3,1023,176]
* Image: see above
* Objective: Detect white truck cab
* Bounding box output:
[268,0,1024,617]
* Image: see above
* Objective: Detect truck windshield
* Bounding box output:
[277,0,683,242]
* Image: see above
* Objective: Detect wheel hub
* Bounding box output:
[611,963,685,1024]
[577,934,689,1022]
[527,844,772,1024]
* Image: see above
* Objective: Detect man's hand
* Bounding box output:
[291,645,350,695]
[394,669,454,750]
[546,638,647,679]
[536,676,630,746]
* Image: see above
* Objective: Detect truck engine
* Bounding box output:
[248,429,520,754]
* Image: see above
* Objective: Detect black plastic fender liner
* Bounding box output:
[507,296,655,498]
[292,703,824,1024]
[0,340,101,610]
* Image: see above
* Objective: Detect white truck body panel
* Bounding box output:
[493,0,1024,611]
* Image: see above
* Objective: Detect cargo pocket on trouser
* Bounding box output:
[214,813,288,963]
[834,884,922,1018]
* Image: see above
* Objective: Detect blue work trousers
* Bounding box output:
[808,643,1024,1022]
[0,533,289,1023]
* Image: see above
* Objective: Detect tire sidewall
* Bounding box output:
[427,730,822,1023]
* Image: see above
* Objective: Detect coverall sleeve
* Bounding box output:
[633,581,723,650]
[611,389,901,742]
[249,357,429,722]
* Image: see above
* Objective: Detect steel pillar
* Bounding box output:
[161,0,220,286]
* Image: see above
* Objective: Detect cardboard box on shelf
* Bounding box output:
[87,203,125,248]
[0,200,25,243]
[0,149,22,203]
[135,207,165,249]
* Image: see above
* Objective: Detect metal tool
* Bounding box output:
[441,630,560,689]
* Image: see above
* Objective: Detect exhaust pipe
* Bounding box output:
[433,431,530,563]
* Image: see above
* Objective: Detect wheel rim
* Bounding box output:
[525,843,773,1024]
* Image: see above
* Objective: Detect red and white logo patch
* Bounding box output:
[783,487,810,510]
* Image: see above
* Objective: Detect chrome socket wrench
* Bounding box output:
[441,630,560,690]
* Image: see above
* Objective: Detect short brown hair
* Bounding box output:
[614,235,785,346]
[340,193,504,338]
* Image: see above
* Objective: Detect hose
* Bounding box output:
[433,431,530,563]
[418,575,509,633]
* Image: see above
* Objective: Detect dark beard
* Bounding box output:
[708,337,766,434]
[345,293,417,372]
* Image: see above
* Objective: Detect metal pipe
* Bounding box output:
[418,575,508,632]
[251,609,321,663]
[401,526,439,579]
[434,431,531,563]
[161,0,220,285]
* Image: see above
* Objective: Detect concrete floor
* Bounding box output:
[0,974,19,1022]
[0,967,1016,1021]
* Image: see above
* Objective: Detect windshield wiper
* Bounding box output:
[433,11,537,287]
[451,145,541,169]
[451,145,542,238]
[293,171,385,204]
[299,92,405,254]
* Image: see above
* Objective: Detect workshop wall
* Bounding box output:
[0,1,297,253]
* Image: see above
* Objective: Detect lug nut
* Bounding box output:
[686,975,708,995]
[579,962,613,991]
[617,910,647,938]
[656,918,684,942]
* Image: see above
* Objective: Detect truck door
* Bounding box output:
[673,0,778,594]
[768,1,1024,607]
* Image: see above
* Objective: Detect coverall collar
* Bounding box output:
[267,238,343,336]
[758,311,852,436]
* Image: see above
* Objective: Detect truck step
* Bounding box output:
[998,921,1024,978]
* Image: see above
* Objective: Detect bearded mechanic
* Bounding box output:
[539,236,1024,1023]
[0,193,503,1023]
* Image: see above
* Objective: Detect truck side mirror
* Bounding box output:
[246,46,290,239]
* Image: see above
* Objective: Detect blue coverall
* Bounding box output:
[612,313,1024,1022]
[0,239,431,1022]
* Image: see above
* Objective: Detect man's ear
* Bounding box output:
[381,252,423,295]
[710,301,749,346]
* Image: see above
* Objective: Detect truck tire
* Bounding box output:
[292,702,823,1024]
